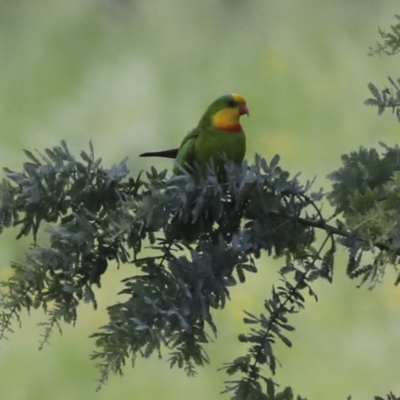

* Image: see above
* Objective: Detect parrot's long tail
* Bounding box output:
[139,149,179,159]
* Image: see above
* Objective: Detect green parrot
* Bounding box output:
[140,93,249,174]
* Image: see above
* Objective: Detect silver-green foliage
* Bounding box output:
[0,140,399,400]
[366,16,400,120]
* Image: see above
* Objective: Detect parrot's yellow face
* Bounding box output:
[211,93,249,132]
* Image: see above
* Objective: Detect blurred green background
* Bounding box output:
[1,1,400,399]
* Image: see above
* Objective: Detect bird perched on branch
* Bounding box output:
[140,93,249,174]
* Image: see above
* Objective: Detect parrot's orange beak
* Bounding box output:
[239,104,249,116]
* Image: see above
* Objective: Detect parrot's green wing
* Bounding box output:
[173,127,202,173]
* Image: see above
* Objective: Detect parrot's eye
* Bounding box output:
[227,99,237,108]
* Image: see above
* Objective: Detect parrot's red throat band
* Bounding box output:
[214,123,242,132]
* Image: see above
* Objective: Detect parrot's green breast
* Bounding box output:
[173,125,246,174]
[194,127,246,169]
